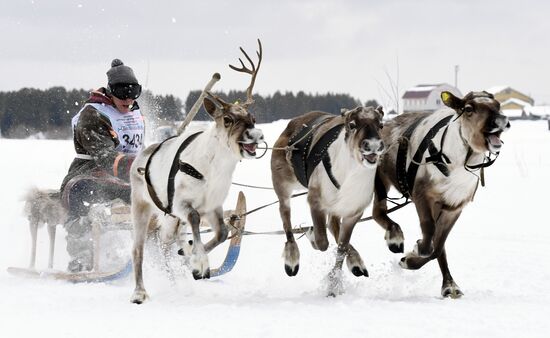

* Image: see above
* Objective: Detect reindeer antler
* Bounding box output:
[229,39,262,107]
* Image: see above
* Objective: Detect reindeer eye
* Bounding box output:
[379,123,384,129]
[464,106,474,114]
[349,120,357,130]
[223,115,233,127]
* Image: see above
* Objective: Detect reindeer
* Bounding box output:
[271,106,385,296]
[129,40,264,304]
[23,188,67,269]
[373,91,510,298]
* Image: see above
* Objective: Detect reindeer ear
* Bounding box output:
[441,91,464,110]
[203,97,222,118]
[375,106,384,118]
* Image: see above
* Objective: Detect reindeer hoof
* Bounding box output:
[385,228,404,253]
[351,266,369,277]
[442,281,463,298]
[285,264,299,276]
[130,290,149,304]
[413,239,433,257]
[398,256,409,269]
[192,268,211,280]
[389,243,404,253]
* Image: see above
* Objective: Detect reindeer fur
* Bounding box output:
[373,91,510,298]
[271,106,384,296]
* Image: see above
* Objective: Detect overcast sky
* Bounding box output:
[1,0,549,111]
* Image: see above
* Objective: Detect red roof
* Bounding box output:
[402,84,442,99]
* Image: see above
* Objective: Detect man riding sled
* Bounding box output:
[60,59,144,272]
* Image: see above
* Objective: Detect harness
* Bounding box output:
[396,115,453,198]
[141,132,203,216]
[395,113,500,198]
[289,115,344,189]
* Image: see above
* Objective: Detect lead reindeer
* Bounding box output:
[271,106,385,296]
[373,91,510,298]
[130,40,264,304]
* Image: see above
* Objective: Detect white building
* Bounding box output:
[402,83,462,113]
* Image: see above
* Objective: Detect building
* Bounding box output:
[486,86,547,120]
[402,83,462,113]
[486,86,534,108]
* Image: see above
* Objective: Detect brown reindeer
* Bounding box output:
[271,106,385,296]
[373,91,510,298]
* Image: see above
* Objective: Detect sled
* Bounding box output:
[7,192,247,282]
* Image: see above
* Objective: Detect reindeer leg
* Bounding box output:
[47,223,56,269]
[130,202,152,304]
[306,188,329,251]
[372,176,404,253]
[399,207,461,283]
[327,213,362,296]
[328,215,368,277]
[28,220,38,269]
[203,207,228,253]
[280,196,300,276]
[180,204,210,280]
[438,248,463,298]
[412,197,435,257]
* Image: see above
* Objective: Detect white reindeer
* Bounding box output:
[130,40,264,304]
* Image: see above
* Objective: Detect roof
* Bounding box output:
[486,86,509,95]
[402,84,443,99]
[501,98,531,107]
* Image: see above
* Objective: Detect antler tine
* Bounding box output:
[229,39,263,107]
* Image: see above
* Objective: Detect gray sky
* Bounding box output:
[1,0,549,111]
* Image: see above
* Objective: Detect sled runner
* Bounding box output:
[7,260,133,283]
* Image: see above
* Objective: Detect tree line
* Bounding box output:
[0,87,378,139]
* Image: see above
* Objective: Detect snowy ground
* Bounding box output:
[1,120,549,338]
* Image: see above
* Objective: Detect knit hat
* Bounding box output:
[106,59,139,85]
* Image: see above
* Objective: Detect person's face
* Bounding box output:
[112,95,135,113]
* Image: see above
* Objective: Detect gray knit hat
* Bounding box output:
[106,59,139,85]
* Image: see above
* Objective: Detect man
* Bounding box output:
[60,59,145,272]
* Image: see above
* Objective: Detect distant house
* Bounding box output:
[402,83,462,113]
[486,86,534,107]
[486,86,545,120]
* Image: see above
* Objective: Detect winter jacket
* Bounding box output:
[60,88,144,193]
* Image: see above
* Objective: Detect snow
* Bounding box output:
[503,109,524,118]
[526,105,550,118]
[1,120,550,338]
[502,97,531,107]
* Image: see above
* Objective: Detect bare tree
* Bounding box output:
[375,54,400,114]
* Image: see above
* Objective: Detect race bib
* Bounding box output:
[73,103,145,154]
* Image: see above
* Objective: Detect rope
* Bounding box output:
[242,192,307,217]
[221,194,411,238]
[232,182,274,190]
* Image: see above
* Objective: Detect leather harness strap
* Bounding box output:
[396,115,453,198]
[307,123,345,189]
[289,115,343,189]
[143,131,203,216]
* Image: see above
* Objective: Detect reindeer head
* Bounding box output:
[441,91,510,154]
[202,40,265,159]
[341,106,385,168]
